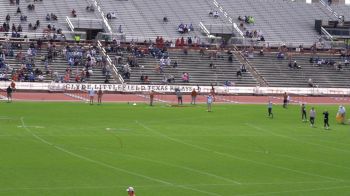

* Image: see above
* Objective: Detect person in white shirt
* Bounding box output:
[309,107,316,127]
[88,88,95,105]
[207,94,213,112]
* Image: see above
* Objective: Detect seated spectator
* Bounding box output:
[6,14,10,22]
[209,10,213,16]
[240,64,247,72]
[71,9,77,17]
[209,62,215,69]
[277,52,284,59]
[86,5,94,12]
[20,14,27,21]
[163,16,168,23]
[118,25,123,33]
[182,72,189,82]
[308,78,314,87]
[16,7,21,14]
[27,4,35,10]
[110,12,116,19]
[173,60,178,68]
[46,13,50,21]
[51,13,58,20]
[106,13,111,20]
[213,11,219,18]
[167,74,175,83]
[36,20,40,27]
[224,80,233,86]
[236,69,242,78]
[293,61,301,69]
[259,49,264,56]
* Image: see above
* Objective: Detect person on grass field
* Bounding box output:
[6,86,13,103]
[323,110,329,129]
[207,93,213,112]
[97,89,103,105]
[149,90,154,106]
[191,88,197,104]
[88,88,95,105]
[267,100,273,118]
[175,88,183,105]
[301,103,307,121]
[126,187,135,196]
[309,107,316,127]
[283,92,288,108]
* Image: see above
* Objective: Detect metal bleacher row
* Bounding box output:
[0,0,98,34]
[247,53,350,88]
[1,44,111,84]
[119,50,258,86]
[217,0,338,44]
[97,0,225,42]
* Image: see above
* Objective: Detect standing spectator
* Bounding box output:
[310,107,316,127]
[6,86,13,103]
[191,88,197,104]
[323,110,329,130]
[267,100,273,118]
[149,90,154,106]
[207,94,213,112]
[97,89,103,105]
[175,88,182,105]
[301,103,307,122]
[88,88,95,105]
[283,92,288,108]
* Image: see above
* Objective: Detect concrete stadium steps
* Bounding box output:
[0,0,98,34]
[217,0,337,43]
[124,50,257,86]
[247,54,350,88]
[97,0,228,41]
[4,48,115,84]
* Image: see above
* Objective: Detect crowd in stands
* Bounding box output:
[238,15,255,24]
[178,23,194,34]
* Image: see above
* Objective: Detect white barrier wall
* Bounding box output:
[1,81,350,96]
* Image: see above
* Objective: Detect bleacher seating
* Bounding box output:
[96,0,227,42]
[217,0,338,44]
[247,53,350,88]
[112,49,258,86]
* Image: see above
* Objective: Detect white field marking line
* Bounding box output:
[273,153,350,171]
[17,125,45,129]
[316,138,350,147]
[241,124,350,171]
[189,137,350,171]
[215,96,239,104]
[19,117,222,196]
[63,93,89,102]
[236,185,350,196]
[247,123,350,154]
[81,146,240,185]
[0,181,342,192]
[105,128,130,131]
[136,120,343,182]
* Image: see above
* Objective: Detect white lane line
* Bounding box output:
[20,117,222,196]
[0,181,342,192]
[17,125,45,129]
[81,146,240,185]
[136,120,343,182]
[236,185,350,196]
[247,123,350,154]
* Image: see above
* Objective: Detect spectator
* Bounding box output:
[213,11,219,18]
[240,64,247,72]
[16,7,21,14]
[46,13,50,21]
[20,14,27,21]
[6,14,10,22]
[308,78,314,87]
[236,69,242,78]
[163,16,168,23]
[71,9,77,17]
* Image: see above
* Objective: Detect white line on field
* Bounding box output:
[17,125,45,129]
[235,185,350,196]
[0,180,342,192]
[247,123,350,154]
[81,146,240,185]
[19,117,222,196]
[136,121,343,182]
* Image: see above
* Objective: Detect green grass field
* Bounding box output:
[1,102,350,196]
